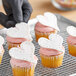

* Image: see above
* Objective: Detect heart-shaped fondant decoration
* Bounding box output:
[0,36,4,47]
[9,41,37,64]
[38,34,64,52]
[67,26,76,37]
[28,18,38,26]
[36,12,60,31]
[7,22,32,40]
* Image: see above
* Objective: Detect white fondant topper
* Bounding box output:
[67,26,76,37]
[0,36,4,47]
[9,41,38,64]
[7,22,32,40]
[28,18,38,26]
[28,12,60,31]
[37,12,60,31]
[0,36,4,54]
[38,34,64,52]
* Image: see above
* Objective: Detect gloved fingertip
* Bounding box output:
[6,21,16,28]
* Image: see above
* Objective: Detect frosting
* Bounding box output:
[35,22,56,33]
[38,34,64,52]
[7,22,32,41]
[10,58,33,67]
[9,41,38,64]
[36,12,60,31]
[10,56,37,67]
[67,26,76,37]
[67,36,76,45]
[0,36,4,47]
[39,48,63,56]
[6,36,29,44]
[28,12,60,31]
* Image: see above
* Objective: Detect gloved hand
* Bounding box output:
[0,0,33,28]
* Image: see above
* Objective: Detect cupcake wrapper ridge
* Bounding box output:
[40,53,64,68]
[11,64,36,76]
[68,43,76,57]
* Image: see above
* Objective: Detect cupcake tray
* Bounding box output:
[0,14,76,76]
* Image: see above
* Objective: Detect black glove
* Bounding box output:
[0,0,33,28]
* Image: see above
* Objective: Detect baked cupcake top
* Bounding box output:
[38,34,65,56]
[0,36,4,54]
[9,41,38,64]
[67,26,76,45]
[7,22,32,42]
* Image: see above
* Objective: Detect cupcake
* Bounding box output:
[38,34,65,68]
[6,22,32,50]
[67,26,76,57]
[9,41,38,76]
[35,12,60,42]
[56,0,76,8]
[0,36,4,64]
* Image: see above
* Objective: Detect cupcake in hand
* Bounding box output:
[6,22,32,50]
[67,26,76,57]
[35,12,60,42]
[9,41,38,76]
[0,36,4,64]
[38,34,65,68]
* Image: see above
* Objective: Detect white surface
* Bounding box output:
[28,12,60,31]
[9,41,37,64]
[0,35,4,53]
[0,36,4,47]
[7,22,32,40]
[38,34,64,52]
[36,12,60,31]
[0,28,8,34]
[67,26,76,37]
[69,73,76,76]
